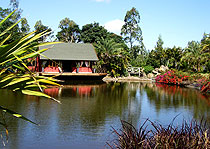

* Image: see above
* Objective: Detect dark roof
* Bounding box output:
[40,43,98,61]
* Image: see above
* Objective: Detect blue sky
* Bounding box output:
[1,0,210,50]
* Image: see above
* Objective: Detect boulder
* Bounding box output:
[159,65,169,72]
[142,72,147,78]
[152,70,159,74]
[147,73,155,79]
[155,73,161,76]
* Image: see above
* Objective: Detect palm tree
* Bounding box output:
[181,41,205,72]
[201,33,210,53]
[165,46,182,69]
[201,34,210,72]
[94,38,129,77]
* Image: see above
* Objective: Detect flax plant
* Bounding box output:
[0,10,61,144]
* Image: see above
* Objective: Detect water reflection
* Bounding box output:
[0,82,209,148]
[146,83,210,124]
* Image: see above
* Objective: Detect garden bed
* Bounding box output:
[155,71,210,94]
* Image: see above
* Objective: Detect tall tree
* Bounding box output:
[121,7,144,53]
[56,18,80,43]
[201,33,210,72]
[107,33,124,44]
[146,50,160,68]
[10,0,19,9]
[181,41,205,72]
[81,22,109,43]
[165,46,182,69]
[154,35,165,66]
[0,7,29,44]
[20,17,30,35]
[34,20,52,42]
[94,39,129,77]
[201,33,210,53]
[146,35,165,68]
[130,45,148,67]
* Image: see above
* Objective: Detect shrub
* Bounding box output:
[155,71,210,93]
[143,65,154,74]
[107,119,210,149]
[155,70,189,85]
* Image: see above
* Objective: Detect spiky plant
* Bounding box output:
[0,10,61,144]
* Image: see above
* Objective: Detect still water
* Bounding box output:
[0,81,209,149]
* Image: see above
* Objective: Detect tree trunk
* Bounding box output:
[197,63,200,72]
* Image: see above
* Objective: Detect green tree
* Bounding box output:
[146,50,160,68]
[10,0,19,9]
[20,17,30,35]
[94,39,129,77]
[121,7,144,54]
[81,22,109,43]
[154,35,165,66]
[201,33,210,53]
[146,35,165,68]
[56,18,81,43]
[130,45,148,67]
[165,46,182,69]
[107,33,124,44]
[0,7,27,44]
[34,20,53,42]
[181,41,205,72]
[201,33,210,72]
[34,20,52,42]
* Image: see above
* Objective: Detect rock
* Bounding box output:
[165,66,169,71]
[103,76,153,82]
[155,73,161,76]
[158,67,164,72]
[159,65,169,72]
[102,76,118,82]
[142,72,147,78]
[147,73,155,79]
[152,70,159,74]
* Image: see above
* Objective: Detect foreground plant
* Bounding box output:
[107,119,210,149]
[107,120,150,148]
[0,10,60,145]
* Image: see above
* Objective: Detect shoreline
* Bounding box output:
[102,76,153,82]
[102,76,207,92]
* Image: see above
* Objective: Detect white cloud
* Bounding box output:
[104,19,124,35]
[94,0,111,3]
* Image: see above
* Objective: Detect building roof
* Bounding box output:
[40,43,98,61]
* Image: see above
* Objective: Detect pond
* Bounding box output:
[0,81,209,149]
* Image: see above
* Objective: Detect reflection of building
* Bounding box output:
[44,85,95,98]
[44,87,61,97]
[73,86,92,97]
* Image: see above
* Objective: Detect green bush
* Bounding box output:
[143,65,154,74]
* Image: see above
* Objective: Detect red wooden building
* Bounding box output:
[35,43,99,74]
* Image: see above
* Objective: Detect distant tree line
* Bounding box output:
[2,1,210,76]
